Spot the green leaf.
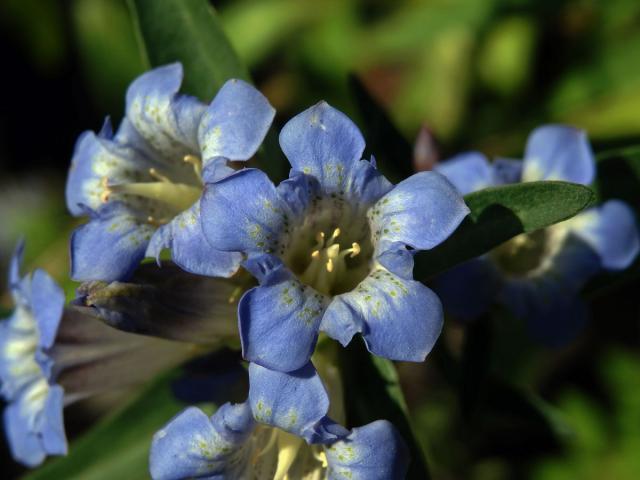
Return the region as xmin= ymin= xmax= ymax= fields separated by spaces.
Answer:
xmin=415 ymin=180 xmax=595 ymax=279
xmin=24 ymin=373 xmax=186 ymax=480
xmin=340 ymin=339 xmax=430 ymax=480
xmin=127 ymin=0 xmax=249 ymax=100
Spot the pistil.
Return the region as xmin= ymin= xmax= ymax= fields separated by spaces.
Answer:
xmin=100 ymin=164 xmax=202 ymax=219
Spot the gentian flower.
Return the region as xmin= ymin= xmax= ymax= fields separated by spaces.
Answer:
xmin=66 ymin=63 xmax=275 ymax=282
xmin=1 ymin=244 xmax=196 ymax=466
xmin=0 ymin=242 xmax=66 ymax=466
xmin=434 ymin=125 xmax=640 ymax=344
xmin=149 ymin=362 xmax=408 ymax=479
xmin=201 ymin=102 xmax=469 ymax=372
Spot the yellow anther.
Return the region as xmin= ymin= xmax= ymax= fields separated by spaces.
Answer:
xmin=100 ymin=176 xmax=112 ymax=203
xmin=183 ymin=154 xmax=203 ymax=177
xmin=326 ymin=258 xmax=334 ymax=272
xmin=311 ymin=250 xmax=320 ymax=259
xmin=350 ymin=242 xmax=361 ymax=257
xmin=149 ymin=168 xmax=171 ymax=183
xmin=331 ymin=227 xmax=341 ymax=239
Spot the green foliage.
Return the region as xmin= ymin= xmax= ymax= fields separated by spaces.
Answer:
xmin=128 ymin=0 xmax=249 ymax=101
xmin=24 ymin=373 xmax=188 ymax=480
xmin=415 ymin=181 xmax=595 ymax=279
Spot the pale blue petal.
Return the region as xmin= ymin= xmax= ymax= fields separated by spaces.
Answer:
xmin=435 ymin=152 xmax=494 ymax=195
xmin=66 ymin=119 xmax=156 ymax=216
xmin=326 ymin=420 xmax=409 ymax=480
xmin=149 ymin=403 xmax=254 ymax=480
xmin=248 ymin=363 xmax=336 ymax=443
xmin=201 ymin=168 xmax=289 ymax=256
xmin=522 ymin=125 xmax=595 ymax=184
xmin=4 ymin=400 xmax=45 ymax=467
xmin=38 ymin=385 xmax=67 ymax=456
xmin=125 ymin=63 xmax=205 ymax=155
xmin=570 ymin=200 xmax=640 ymax=270
xmin=239 ymin=266 xmax=326 ymax=372
xmin=70 ymin=203 xmax=155 ymax=282
xmin=370 ymin=171 xmax=469 ymax=251
xmin=147 ymin=201 xmax=242 ymax=277
xmin=198 ymin=79 xmax=275 ymax=166
xmin=30 ymin=269 xmax=64 ymax=349
xmin=322 ymin=269 xmax=443 ymax=361
xmin=493 ymin=157 xmax=523 ymax=185
xmin=279 ymin=102 xmax=366 ymax=195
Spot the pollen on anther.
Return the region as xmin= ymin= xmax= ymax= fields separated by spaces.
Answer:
xmin=350 ymin=242 xmax=361 ymax=257
xmin=326 ymin=258 xmax=334 ymax=272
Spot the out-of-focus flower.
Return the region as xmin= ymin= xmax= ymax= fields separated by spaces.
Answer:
xmin=200 ymin=102 xmax=469 ymax=372
xmin=1 ymin=243 xmax=195 ymax=466
xmin=66 ymin=63 xmax=275 ymax=282
xmin=149 ymin=362 xmax=408 ymax=480
xmin=0 ymin=242 xmax=66 ymax=466
xmin=434 ymin=125 xmax=640 ymax=344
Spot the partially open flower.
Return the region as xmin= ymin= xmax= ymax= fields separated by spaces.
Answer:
xmin=66 ymin=63 xmax=275 ymax=282
xmin=149 ymin=363 xmax=408 ymax=480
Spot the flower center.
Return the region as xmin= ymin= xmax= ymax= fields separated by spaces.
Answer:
xmin=100 ymin=154 xmax=203 ymax=225
xmin=490 ymin=225 xmax=567 ymax=277
xmin=298 ymin=228 xmax=362 ymax=295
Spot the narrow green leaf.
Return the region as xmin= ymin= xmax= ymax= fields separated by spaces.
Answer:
xmin=127 ymin=0 xmax=249 ymax=100
xmin=348 ymin=74 xmax=414 ymax=184
xmin=340 ymin=339 xmax=430 ymax=480
xmin=415 ymin=180 xmax=595 ymax=279
xmin=24 ymin=373 xmax=186 ymax=480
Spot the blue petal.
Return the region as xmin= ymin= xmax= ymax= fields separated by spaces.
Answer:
xmin=279 ymin=102 xmax=366 ymax=195
xmin=239 ymin=266 xmax=326 ymax=372
xmin=522 ymin=125 xmax=595 ymax=184
xmin=147 ymin=201 xmax=242 ymax=277
xmin=30 ymin=269 xmax=64 ymax=349
xmin=70 ymin=203 xmax=155 ymax=282
xmin=325 ymin=420 xmax=409 ymax=480
xmin=4 ymin=399 xmax=45 ymax=467
xmin=569 ymin=200 xmax=640 ymax=270
xmin=435 ymin=152 xmax=495 ymax=195
xmin=8 ymin=240 xmax=28 ymax=305
xmin=198 ymin=79 xmax=275 ymax=166
xmin=276 ymin=172 xmax=320 ymax=220
xmin=66 ymin=120 xmax=156 ymax=216
xmin=499 ymin=234 xmax=601 ymax=346
xmin=493 ymin=157 xmax=523 ymax=184
xmin=433 ymin=258 xmax=500 ymax=320
xmin=248 ymin=362 xmax=335 ymax=442
xmin=370 ymin=171 xmax=469 ymax=251
xmin=201 ymin=168 xmax=288 ymax=256
xmin=149 ymin=403 xmax=254 ymax=480
xmin=322 ymin=269 xmax=443 ymax=361
xmin=125 ymin=63 xmax=205 ymax=155
xmin=38 ymin=385 xmax=67 ymax=456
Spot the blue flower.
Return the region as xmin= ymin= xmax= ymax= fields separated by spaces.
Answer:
xmin=149 ymin=362 xmax=408 ymax=479
xmin=66 ymin=63 xmax=275 ymax=282
xmin=434 ymin=125 xmax=640 ymax=344
xmin=200 ymin=102 xmax=469 ymax=372
xmin=0 ymin=242 xmax=67 ymax=466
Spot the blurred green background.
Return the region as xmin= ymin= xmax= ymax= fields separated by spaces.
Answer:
xmin=1 ymin=0 xmax=640 ymax=478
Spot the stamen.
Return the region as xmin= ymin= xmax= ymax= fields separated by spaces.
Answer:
xmin=326 ymin=227 xmax=341 ymax=247
xmin=311 ymin=250 xmax=320 ymax=259
xmin=326 ymin=258 xmax=334 ymax=272
xmin=350 ymin=242 xmax=361 ymax=257
xmin=149 ymin=168 xmax=171 ymax=183
xmin=183 ymin=154 xmax=203 ymax=178
xmin=227 ymin=286 xmax=243 ymax=304
xmin=100 ymin=176 xmax=112 ymax=203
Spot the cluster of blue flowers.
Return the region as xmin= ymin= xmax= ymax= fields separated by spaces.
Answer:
xmin=1 ymin=63 xmax=638 ymax=478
